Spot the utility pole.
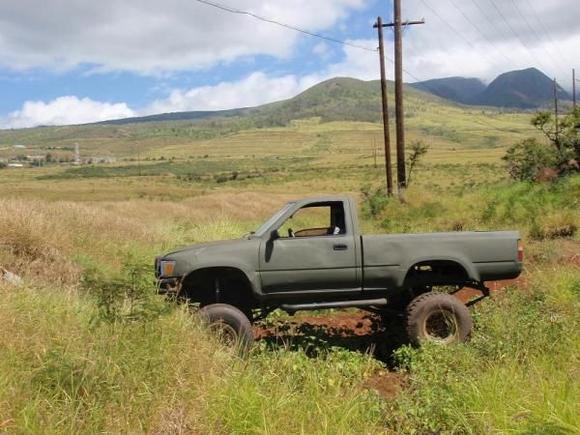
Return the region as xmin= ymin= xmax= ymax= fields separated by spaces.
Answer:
xmin=554 ymin=78 xmax=560 ymax=149
xmin=373 ymin=16 xmax=393 ymax=196
xmin=384 ymin=1 xmax=424 ymax=194
xmin=136 ymin=143 xmax=142 ymax=176
xmin=573 ymin=68 xmax=577 ymax=110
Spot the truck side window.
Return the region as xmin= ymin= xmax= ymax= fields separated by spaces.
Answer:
xmin=278 ymin=202 xmax=347 ymax=238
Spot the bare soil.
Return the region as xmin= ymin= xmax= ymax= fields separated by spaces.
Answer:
xmin=363 ymin=369 xmax=406 ymax=399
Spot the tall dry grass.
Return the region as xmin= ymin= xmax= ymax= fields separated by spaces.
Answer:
xmin=0 ymin=191 xmax=293 ymax=285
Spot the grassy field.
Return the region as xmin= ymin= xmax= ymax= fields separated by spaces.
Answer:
xmin=0 ymin=98 xmax=578 ymax=433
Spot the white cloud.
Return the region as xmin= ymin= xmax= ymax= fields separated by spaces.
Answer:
xmin=0 ymin=0 xmax=364 ymax=75
xmin=403 ymin=0 xmax=579 ymax=85
xmin=2 ymin=97 xmax=135 ymax=129
xmin=0 ymin=38 xmax=379 ymax=128
xmin=145 ymin=72 xmax=323 ymax=113
xmin=143 ymin=41 xmax=381 ymax=114
xmin=325 ymin=39 xmax=380 ymax=80
xmin=312 ymin=42 xmax=331 ymax=59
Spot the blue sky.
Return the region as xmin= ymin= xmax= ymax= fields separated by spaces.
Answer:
xmin=0 ymin=0 xmax=577 ymax=128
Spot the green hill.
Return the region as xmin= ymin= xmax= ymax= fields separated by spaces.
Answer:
xmin=0 ymin=77 xmax=536 ymax=161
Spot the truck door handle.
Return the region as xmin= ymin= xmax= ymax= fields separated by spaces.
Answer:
xmin=333 ymin=244 xmax=348 ymax=251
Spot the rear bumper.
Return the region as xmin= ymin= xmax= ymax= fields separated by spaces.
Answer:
xmin=477 ymin=260 xmax=523 ymax=282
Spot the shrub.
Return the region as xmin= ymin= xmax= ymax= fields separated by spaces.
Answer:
xmin=82 ymin=257 xmax=169 ymax=324
xmin=360 ymin=185 xmax=391 ymax=218
xmin=503 ymin=138 xmax=556 ymax=181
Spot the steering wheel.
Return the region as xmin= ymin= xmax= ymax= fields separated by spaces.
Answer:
xmin=287 ymin=228 xmax=295 ymax=238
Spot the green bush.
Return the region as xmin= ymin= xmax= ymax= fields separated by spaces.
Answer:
xmin=503 ymin=138 xmax=556 ymax=181
xmin=82 ymin=257 xmax=168 ymax=324
xmin=361 ymin=185 xmax=391 ymax=218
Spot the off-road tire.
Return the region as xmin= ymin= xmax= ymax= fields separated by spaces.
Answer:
xmin=406 ymin=292 xmax=473 ymax=346
xmin=199 ymin=303 xmax=254 ymax=354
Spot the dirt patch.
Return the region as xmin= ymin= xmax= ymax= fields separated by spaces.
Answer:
xmin=255 ymin=311 xmax=378 ymax=338
xmin=254 ymin=310 xmax=409 ymax=366
xmin=254 ymin=311 xmax=383 ymax=355
xmin=364 ymin=369 xmax=406 ymax=399
xmin=559 ymin=240 xmax=580 ymax=267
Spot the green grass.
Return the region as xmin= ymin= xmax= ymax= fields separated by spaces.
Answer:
xmin=387 ymin=265 xmax=579 ymax=433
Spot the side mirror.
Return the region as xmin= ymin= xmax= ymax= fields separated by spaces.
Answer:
xmin=270 ymin=229 xmax=280 ymax=240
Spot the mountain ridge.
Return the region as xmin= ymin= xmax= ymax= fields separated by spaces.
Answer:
xmin=411 ymin=67 xmax=571 ymax=109
xmin=22 ymin=67 xmax=572 ymax=129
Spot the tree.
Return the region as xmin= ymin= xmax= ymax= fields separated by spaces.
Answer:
xmin=531 ymin=108 xmax=579 ymax=164
xmin=502 ymin=138 xmax=556 ymax=181
xmin=504 ymin=108 xmax=579 ymax=181
xmin=406 ymin=140 xmax=429 ymax=187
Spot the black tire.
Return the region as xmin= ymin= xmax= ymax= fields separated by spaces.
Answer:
xmin=199 ymin=303 xmax=254 ymax=354
xmin=406 ymin=292 xmax=473 ymax=346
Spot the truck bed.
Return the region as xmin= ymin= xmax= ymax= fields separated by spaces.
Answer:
xmin=361 ymin=231 xmax=522 ymax=289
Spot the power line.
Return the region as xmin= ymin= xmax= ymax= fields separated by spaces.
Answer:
xmin=192 ymin=0 xmax=434 ymax=83
xmin=194 ymin=0 xmax=530 ymax=138
xmin=507 ymin=0 xmax=568 ymax=73
xmin=522 ymin=0 xmax=568 ymax=63
xmin=447 ymin=0 xmax=511 ymax=64
xmin=418 ymin=0 xmax=499 ymax=66
xmin=468 ymin=0 xmax=512 ymax=44
xmin=192 ymin=0 xmax=377 ymax=53
xmin=484 ymin=0 xmax=552 ymax=73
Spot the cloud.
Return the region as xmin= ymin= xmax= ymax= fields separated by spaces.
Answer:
xmin=145 ymin=72 xmax=321 ymax=113
xmin=325 ymin=39 xmax=381 ymax=80
xmin=2 ymin=97 xmax=135 ymax=129
xmin=403 ymin=0 xmax=579 ymax=84
xmin=0 ymin=36 xmax=378 ymax=128
xmin=0 ymin=0 xmax=364 ymax=75
xmin=143 ymin=40 xmax=382 ymax=114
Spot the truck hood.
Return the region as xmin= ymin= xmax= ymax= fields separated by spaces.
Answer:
xmin=159 ymin=236 xmax=261 ymax=278
xmin=163 ymin=238 xmax=251 ymax=258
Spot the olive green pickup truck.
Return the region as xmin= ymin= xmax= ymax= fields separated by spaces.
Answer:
xmin=156 ymin=196 xmax=523 ymax=349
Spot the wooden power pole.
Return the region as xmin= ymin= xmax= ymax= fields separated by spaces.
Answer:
xmin=384 ymin=1 xmax=424 ymax=193
xmin=373 ymin=16 xmax=393 ymax=196
xmin=573 ymin=68 xmax=577 ymax=110
xmin=554 ymin=78 xmax=560 ymax=148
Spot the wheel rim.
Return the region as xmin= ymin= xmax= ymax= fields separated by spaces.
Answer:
xmin=208 ymin=320 xmax=239 ymax=347
xmin=423 ymin=309 xmax=459 ymax=344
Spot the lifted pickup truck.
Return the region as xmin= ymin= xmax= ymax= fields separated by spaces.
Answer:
xmin=156 ymin=196 xmax=523 ymax=349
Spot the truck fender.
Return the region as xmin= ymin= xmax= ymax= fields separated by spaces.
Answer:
xmin=182 ymin=261 xmax=262 ymax=296
xmin=397 ymin=255 xmax=480 ymax=288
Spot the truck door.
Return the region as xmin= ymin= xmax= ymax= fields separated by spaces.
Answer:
xmin=259 ymin=201 xmax=359 ymax=293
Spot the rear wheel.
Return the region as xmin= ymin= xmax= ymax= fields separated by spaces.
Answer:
xmin=406 ymin=292 xmax=472 ymax=346
xmin=199 ymin=303 xmax=254 ymax=354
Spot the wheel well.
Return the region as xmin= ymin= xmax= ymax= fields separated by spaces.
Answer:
xmin=404 ymin=260 xmax=470 ymax=288
xmin=181 ymin=267 xmax=256 ymax=310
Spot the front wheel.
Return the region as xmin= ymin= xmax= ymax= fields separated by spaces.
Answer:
xmin=406 ymin=292 xmax=473 ymax=346
xmin=199 ymin=303 xmax=254 ymax=354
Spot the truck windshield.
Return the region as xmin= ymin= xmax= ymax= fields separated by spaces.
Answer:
xmin=253 ymin=203 xmax=294 ymax=237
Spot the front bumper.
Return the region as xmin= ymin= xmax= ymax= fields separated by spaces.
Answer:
xmin=156 ymin=277 xmax=181 ymax=294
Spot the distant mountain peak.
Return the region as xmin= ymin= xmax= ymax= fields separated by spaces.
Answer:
xmin=412 ymin=67 xmax=571 ymax=109
xmin=410 ymin=77 xmax=486 ymax=105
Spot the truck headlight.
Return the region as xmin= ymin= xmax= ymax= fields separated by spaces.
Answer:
xmin=160 ymin=260 xmax=176 ymax=277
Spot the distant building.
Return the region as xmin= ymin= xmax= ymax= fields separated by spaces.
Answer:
xmin=7 ymin=163 xmax=24 ymax=168
xmin=13 ymin=145 xmax=26 ymax=149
